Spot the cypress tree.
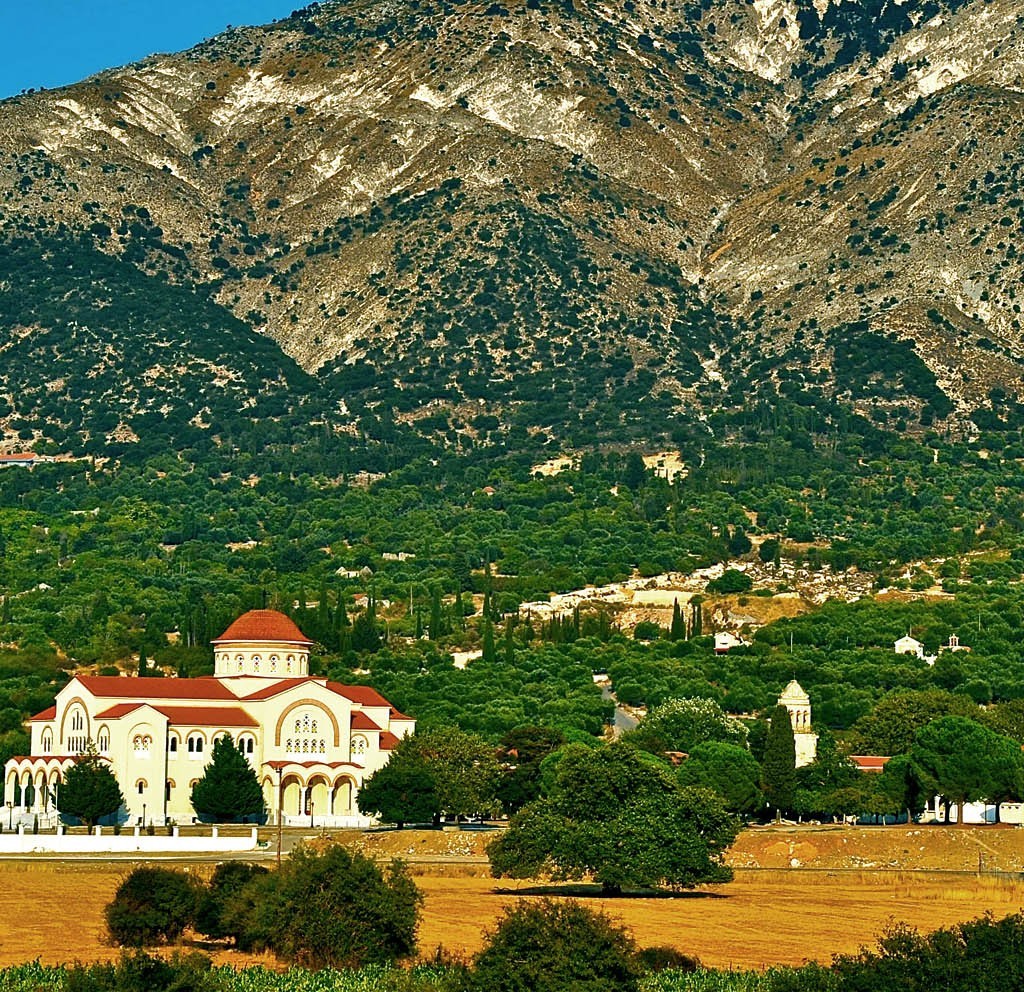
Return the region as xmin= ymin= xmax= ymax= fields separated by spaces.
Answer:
xmin=482 ymin=617 xmax=496 ymax=664
xmin=429 ymin=585 xmax=442 ymax=641
xmin=762 ymin=704 xmax=797 ymax=819
xmin=669 ymin=599 xmax=685 ymax=641
xmin=690 ymin=597 xmax=703 ymax=638
xmin=503 ymin=617 xmax=515 ymax=665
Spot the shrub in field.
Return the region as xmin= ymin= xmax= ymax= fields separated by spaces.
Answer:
xmin=472 ymin=898 xmax=642 ymax=992
xmin=105 ymin=867 xmax=201 ymax=946
xmin=226 ymin=843 xmax=422 ymax=968
xmin=194 ymin=861 xmax=268 ymax=941
xmin=635 ymin=946 xmax=701 ymax=974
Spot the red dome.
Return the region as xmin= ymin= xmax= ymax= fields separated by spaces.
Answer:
xmin=212 ymin=610 xmax=312 ymax=645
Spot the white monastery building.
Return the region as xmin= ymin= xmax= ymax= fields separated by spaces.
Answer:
xmin=4 ymin=610 xmax=414 ymax=826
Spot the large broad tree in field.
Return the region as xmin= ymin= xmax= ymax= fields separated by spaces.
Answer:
xmin=761 ymin=705 xmax=796 ymax=818
xmin=58 ymin=745 xmax=124 ymax=827
xmin=191 ymin=736 xmax=264 ymax=822
xmin=909 ymin=716 xmax=1024 ymax=823
xmin=358 ymin=725 xmax=500 ymax=824
xmin=488 ymin=743 xmax=740 ymax=895
xmin=624 ymin=697 xmax=748 ymax=756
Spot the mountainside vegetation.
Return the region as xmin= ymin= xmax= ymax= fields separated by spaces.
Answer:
xmin=1 ymin=0 xmax=1023 ymax=450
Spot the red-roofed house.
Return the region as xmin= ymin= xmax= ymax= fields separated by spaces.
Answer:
xmin=4 ymin=610 xmax=414 ymax=827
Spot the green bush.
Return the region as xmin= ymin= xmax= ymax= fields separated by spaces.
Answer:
xmin=472 ymin=898 xmax=642 ymax=992
xmin=105 ymin=867 xmax=201 ymax=946
xmin=225 ymin=843 xmax=422 ymax=968
xmin=194 ymin=861 xmax=268 ymax=941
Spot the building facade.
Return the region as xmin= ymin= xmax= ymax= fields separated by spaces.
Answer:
xmin=4 ymin=610 xmax=414 ymax=826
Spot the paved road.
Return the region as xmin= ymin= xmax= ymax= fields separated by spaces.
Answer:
xmin=601 ymin=684 xmax=639 ymax=737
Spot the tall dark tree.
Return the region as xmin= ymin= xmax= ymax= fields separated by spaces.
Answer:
xmin=482 ymin=617 xmax=496 ymax=663
xmin=191 ymin=736 xmax=264 ymax=822
xmin=622 ymin=450 xmax=647 ymax=491
xmin=669 ymin=599 xmax=685 ymax=641
xmin=761 ymin=705 xmax=797 ymax=818
xmin=58 ymin=745 xmax=124 ymax=827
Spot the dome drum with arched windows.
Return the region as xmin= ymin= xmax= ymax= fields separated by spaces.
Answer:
xmin=4 ymin=611 xmax=414 ymax=830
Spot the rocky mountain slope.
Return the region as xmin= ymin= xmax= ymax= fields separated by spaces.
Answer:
xmin=1 ymin=0 xmax=1023 ymax=451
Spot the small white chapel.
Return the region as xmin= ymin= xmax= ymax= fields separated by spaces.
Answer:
xmin=3 ymin=610 xmax=414 ymax=826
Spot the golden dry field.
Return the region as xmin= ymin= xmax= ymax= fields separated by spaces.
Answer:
xmin=0 ymin=826 xmax=1021 ymax=971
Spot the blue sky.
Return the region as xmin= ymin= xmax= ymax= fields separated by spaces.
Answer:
xmin=0 ymin=1 xmax=302 ymax=99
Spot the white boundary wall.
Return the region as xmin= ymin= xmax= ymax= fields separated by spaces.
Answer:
xmin=0 ymin=825 xmax=260 ymax=854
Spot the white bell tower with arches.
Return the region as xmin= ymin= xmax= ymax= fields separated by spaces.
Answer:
xmin=778 ymin=680 xmax=818 ymax=768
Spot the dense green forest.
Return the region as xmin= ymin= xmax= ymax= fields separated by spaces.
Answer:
xmin=1 ymin=410 xmax=1024 ymax=775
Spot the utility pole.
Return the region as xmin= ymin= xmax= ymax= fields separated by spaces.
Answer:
xmin=276 ymin=766 xmax=283 ymax=868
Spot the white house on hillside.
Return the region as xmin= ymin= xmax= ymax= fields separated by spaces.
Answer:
xmin=894 ymin=634 xmax=924 ymax=658
xmin=4 ymin=610 xmax=414 ymax=827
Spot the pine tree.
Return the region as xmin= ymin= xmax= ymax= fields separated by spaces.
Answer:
xmin=191 ymin=736 xmax=264 ymax=822
xmin=58 ymin=744 xmax=125 ymax=828
xmin=762 ymin=705 xmax=797 ymax=819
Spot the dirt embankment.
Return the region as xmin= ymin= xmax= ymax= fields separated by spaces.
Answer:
xmin=341 ymin=823 xmax=1024 ymax=873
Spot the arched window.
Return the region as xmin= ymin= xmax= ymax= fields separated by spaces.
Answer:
xmin=136 ymin=780 xmax=147 ymax=795
xmin=41 ymin=734 xmax=52 ymax=754
xmin=270 ymin=655 xmax=278 ymax=672
xmin=168 ymin=734 xmax=178 ymax=754
xmin=187 ymin=734 xmax=204 ymax=757
xmin=351 ymin=735 xmax=367 ymax=756
xmin=165 ymin=780 xmax=173 ymax=802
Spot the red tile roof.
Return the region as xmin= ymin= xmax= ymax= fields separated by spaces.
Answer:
xmin=95 ymin=703 xmax=145 ymax=719
xmin=76 ymin=676 xmax=237 ymax=700
xmin=390 ymin=710 xmax=414 ymax=722
xmin=213 ymin=610 xmax=312 ymax=645
xmin=380 ymin=732 xmax=400 ymax=751
xmin=93 ymin=703 xmax=258 ymax=727
xmin=153 ymin=706 xmax=259 ymax=728
xmin=265 ymin=759 xmax=364 ymax=770
xmin=0 ymin=453 xmax=35 ymax=462
xmin=328 ymin=683 xmax=393 ymax=707
xmin=350 ymin=711 xmax=382 ymax=732
xmin=242 ymin=677 xmax=312 ymax=701
xmin=850 ymin=755 xmax=891 ymax=773
xmin=28 ymin=706 xmax=56 ymax=722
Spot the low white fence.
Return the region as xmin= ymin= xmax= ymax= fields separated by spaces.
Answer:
xmin=0 ymin=824 xmax=260 ymax=854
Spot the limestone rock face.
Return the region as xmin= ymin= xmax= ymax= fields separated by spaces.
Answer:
xmin=1 ymin=0 xmax=1023 ymax=435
